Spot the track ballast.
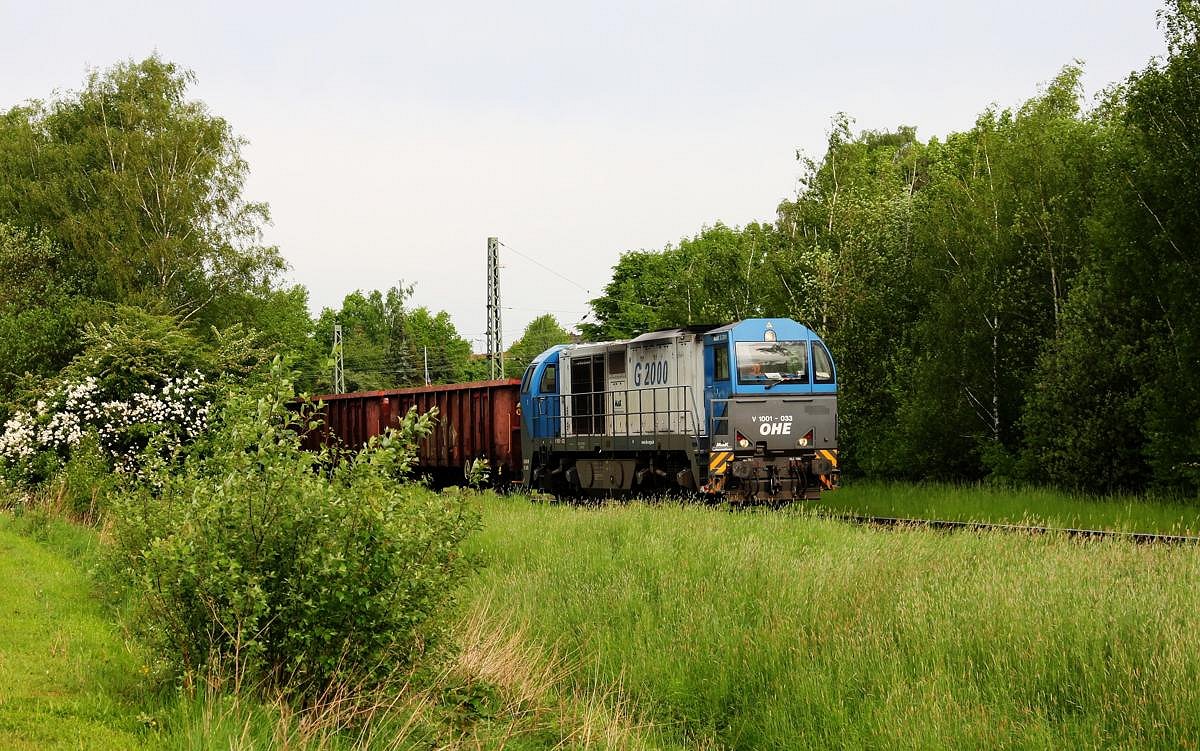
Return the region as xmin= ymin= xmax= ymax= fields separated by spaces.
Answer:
xmin=816 ymin=511 xmax=1200 ymax=545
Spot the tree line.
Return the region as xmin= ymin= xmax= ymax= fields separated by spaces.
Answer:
xmin=583 ymin=2 xmax=1199 ymax=496
xmin=0 ymin=56 xmax=570 ymax=402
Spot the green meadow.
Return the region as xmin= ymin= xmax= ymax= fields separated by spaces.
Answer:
xmin=810 ymin=481 xmax=1200 ymax=535
xmin=5 ymin=488 xmax=1200 ymax=749
xmin=463 ymin=495 xmax=1200 ymax=749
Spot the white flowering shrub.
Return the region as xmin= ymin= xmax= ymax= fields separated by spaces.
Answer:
xmin=0 ymin=412 xmax=36 ymax=462
xmin=0 ymin=371 xmax=212 ymax=482
xmin=0 ymin=306 xmax=262 ymax=490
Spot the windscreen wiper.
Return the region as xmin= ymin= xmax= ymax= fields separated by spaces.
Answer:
xmin=764 ymin=377 xmax=807 ymax=390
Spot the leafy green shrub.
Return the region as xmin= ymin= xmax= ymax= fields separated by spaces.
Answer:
xmin=55 ymin=432 xmax=116 ymax=520
xmin=0 ymin=306 xmax=267 ymax=485
xmin=109 ymin=362 xmax=477 ymax=696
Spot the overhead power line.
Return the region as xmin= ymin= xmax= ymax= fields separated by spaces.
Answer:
xmin=503 ymin=305 xmax=589 ymax=315
xmin=498 ymin=240 xmax=591 ymax=295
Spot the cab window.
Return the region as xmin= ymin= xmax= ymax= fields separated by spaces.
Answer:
xmin=735 ymin=341 xmax=808 ymax=384
xmin=714 ymin=345 xmax=730 ymax=381
xmin=521 ymin=366 xmax=535 ymax=393
xmin=539 ymin=363 xmax=557 ymax=392
xmin=813 ymin=342 xmax=835 ymax=384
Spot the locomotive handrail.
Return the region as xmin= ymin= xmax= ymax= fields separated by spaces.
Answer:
xmin=710 ymin=397 xmax=731 ymax=437
xmin=530 ymin=385 xmax=704 ymax=439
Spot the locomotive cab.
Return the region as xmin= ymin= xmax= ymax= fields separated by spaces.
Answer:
xmin=519 ymin=345 xmax=566 ymax=485
xmin=703 ymin=319 xmax=839 ymax=501
xmin=520 ymin=346 xmax=564 ymax=440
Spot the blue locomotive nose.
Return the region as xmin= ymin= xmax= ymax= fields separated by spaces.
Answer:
xmin=699 ymin=318 xmax=839 ymax=500
xmin=519 ymin=346 xmax=564 ymax=441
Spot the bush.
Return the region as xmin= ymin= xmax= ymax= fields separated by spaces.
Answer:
xmin=54 ymin=432 xmax=115 ymax=520
xmin=108 ymin=362 xmax=477 ymax=696
xmin=0 ymin=306 xmax=265 ymax=485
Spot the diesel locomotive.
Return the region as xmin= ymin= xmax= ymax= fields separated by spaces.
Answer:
xmin=519 ymin=317 xmax=838 ymax=502
xmin=304 ymin=317 xmax=838 ymax=502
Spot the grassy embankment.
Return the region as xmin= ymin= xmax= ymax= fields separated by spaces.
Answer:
xmin=810 ymin=481 xmax=1200 ymax=535
xmin=0 ymin=512 xmax=150 ymax=750
xmin=0 ymin=502 xmax=683 ymax=750
xmin=0 ymin=509 xmax=426 ymax=751
xmin=6 ymin=485 xmax=1200 ymax=749
xmin=0 ymin=509 xmax=373 ymax=751
xmin=464 ymin=494 xmax=1200 ymax=749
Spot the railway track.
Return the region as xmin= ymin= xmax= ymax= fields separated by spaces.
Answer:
xmin=528 ymin=492 xmax=1200 ymax=545
xmin=816 ymin=511 xmax=1200 ymax=546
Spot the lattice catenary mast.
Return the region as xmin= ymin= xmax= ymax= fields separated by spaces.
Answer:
xmin=332 ymin=323 xmax=345 ymax=393
xmin=486 ymin=236 xmax=504 ymax=379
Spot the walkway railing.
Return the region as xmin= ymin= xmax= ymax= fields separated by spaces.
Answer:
xmin=531 ymin=385 xmax=704 ymax=438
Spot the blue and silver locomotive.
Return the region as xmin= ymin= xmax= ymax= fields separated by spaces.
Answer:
xmin=518 ymin=318 xmax=838 ymax=502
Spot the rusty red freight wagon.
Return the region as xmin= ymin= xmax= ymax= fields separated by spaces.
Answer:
xmin=300 ymin=379 xmax=523 ymax=484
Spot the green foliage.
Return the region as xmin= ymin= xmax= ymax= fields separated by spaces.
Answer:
xmin=581 ymin=223 xmax=789 ymax=342
xmin=305 ymin=283 xmax=477 ymax=392
xmin=404 ymin=306 xmax=475 ymax=384
xmin=1016 ymin=5 xmax=1200 ymax=494
xmin=0 ymin=55 xmax=283 ymax=320
xmin=108 ymin=363 xmax=479 ymax=696
xmin=0 ymin=56 xmax=295 ymax=399
xmin=61 ymin=305 xmax=265 ymax=394
xmin=894 ymin=67 xmax=1100 ymax=481
xmin=581 ymin=250 xmax=674 ymax=340
xmin=778 ymin=119 xmax=926 ymax=477
xmin=0 ymin=307 xmax=269 ymax=486
xmin=55 ymin=432 xmax=117 ymax=520
xmin=505 ymin=314 xmax=571 ymax=376
xmin=0 ymin=223 xmax=104 ymax=396
xmin=203 ymin=284 xmax=317 ymax=366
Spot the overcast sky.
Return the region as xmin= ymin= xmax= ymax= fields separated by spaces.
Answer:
xmin=1 ymin=0 xmax=1169 ymax=350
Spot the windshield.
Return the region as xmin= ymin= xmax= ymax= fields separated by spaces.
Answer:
xmin=735 ymin=341 xmax=808 ymax=385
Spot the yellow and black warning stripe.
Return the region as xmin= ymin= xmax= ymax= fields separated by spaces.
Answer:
xmin=702 ymin=450 xmax=733 ymax=493
xmin=708 ymin=450 xmax=733 ymax=475
xmin=817 ymin=449 xmax=839 ymax=489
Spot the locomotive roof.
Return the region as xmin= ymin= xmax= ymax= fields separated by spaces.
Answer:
xmin=562 ymin=320 xmax=820 ymax=353
xmin=628 ymin=324 xmax=723 ymax=345
xmin=704 ymin=318 xmax=816 ymax=337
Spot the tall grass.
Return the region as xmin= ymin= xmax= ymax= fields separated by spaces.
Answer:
xmin=10 ymin=483 xmax=1200 ymax=749
xmin=812 ymin=481 xmax=1200 ymax=534
xmin=465 ymin=495 xmax=1200 ymax=749
xmin=1 ymin=499 xmax=668 ymax=750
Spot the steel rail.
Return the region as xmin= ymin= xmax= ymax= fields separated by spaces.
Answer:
xmin=816 ymin=512 xmax=1200 ymax=546
xmin=530 ymin=494 xmax=1200 ymax=545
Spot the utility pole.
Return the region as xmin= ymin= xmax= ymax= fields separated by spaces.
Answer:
xmin=423 ymin=345 xmax=431 ymax=386
xmin=486 ymin=236 xmax=504 ymax=379
xmin=332 ymin=323 xmax=345 ymax=394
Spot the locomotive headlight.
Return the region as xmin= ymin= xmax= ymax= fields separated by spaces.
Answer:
xmin=797 ymin=436 xmax=809 ymax=447
xmin=738 ymin=436 xmax=750 ymax=448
